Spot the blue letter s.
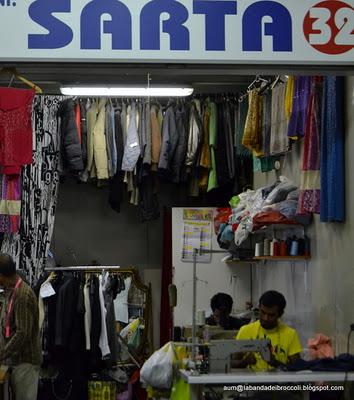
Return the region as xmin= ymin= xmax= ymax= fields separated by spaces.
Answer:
xmin=28 ymin=0 xmax=73 ymax=49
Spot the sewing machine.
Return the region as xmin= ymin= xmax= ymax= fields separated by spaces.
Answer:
xmin=207 ymin=339 xmax=271 ymax=373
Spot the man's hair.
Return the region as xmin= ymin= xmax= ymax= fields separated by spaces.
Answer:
xmin=210 ymin=293 xmax=233 ymax=313
xmin=259 ymin=290 xmax=286 ymax=316
xmin=0 ymin=253 xmax=16 ymax=277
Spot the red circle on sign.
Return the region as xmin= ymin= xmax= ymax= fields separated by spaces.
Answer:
xmin=303 ymin=0 xmax=354 ymax=55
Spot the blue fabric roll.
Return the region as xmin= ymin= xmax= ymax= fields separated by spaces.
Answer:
xmin=320 ymin=76 xmax=345 ymax=222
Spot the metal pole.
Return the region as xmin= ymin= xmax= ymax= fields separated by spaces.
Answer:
xmin=192 ymin=248 xmax=198 ymax=363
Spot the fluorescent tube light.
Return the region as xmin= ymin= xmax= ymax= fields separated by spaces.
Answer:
xmin=60 ymin=86 xmax=194 ymax=97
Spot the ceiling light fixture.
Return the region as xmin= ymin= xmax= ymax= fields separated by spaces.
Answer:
xmin=60 ymin=86 xmax=194 ymax=97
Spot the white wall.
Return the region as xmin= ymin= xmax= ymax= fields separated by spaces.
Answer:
xmin=172 ymin=208 xmax=252 ymax=327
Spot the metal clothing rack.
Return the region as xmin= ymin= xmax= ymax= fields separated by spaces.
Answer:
xmin=44 ymin=266 xmax=121 ymax=272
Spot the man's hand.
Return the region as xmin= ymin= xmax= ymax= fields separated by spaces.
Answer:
xmin=232 ymin=352 xmax=257 ymax=368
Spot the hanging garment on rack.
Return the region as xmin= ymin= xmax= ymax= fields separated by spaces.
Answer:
xmin=285 ymin=76 xmax=295 ymax=120
xmin=1 ymin=96 xmax=62 ymax=284
xmin=84 ymin=279 xmax=92 ymax=351
xmin=98 ymin=275 xmax=110 ymax=358
xmin=242 ymin=89 xmax=263 ymax=156
xmin=150 ymin=104 xmax=162 ymax=171
xmin=224 ymin=101 xmax=235 ymax=179
xmin=170 ymin=103 xmax=188 ymax=183
xmin=215 ymin=101 xmax=232 ymax=187
xmin=114 ymin=276 xmax=132 ymax=324
xmin=86 ymin=100 xmax=98 ymax=177
xmin=298 ymin=76 xmax=322 ymax=215
xmin=93 ymin=98 xmax=109 ymax=180
xmin=121 ymin=103 xmax=141 ymax=172
xmin=57 ymin=99 xmax=84 ymax=175
xmin=0 ymin=174 xmax=21 ymax=233
xmin=270 ymin=83 xmax=288 ymax=155
xmin=158 ymin=103 xmax=178 ymax=177
xmin=79 ymin=99 xmax=88 ymax=169
xmin=0 ymin=87 xmax=35 ymax=175
xmin=142 ymin=101 xmax=152 ymax=167
xmin=198 ymin=101 xmax=211 ymax=191
xmin=185 ymin=99 xmax=202 ymax=168
xmin=262 ymin=91 xmax=272 ymax=157
xmin=287 ymin=76 xmax=312 ymax=139
xmin=320 ymin=76 xmax=345 ymax=222
xmin=207 ymin=101 xmax=218 ymax=192
xmin=105 ymin=102 xmax=115 ymax=178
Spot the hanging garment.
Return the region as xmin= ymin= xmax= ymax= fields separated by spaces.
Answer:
xmin=114 ymin=277 xmax=132 ymax=324
xmin=158 ymin=103 xmax=178 ymax=176
xmin=121 ymin=103 xmax=141 ymax=172
xmin=298 ymin=76 xmax=322 ymax=215
xmin=285 ymin=76 xmax=295 ymax=120
xmin=142 ymin=101 xmax=152 ymax=167
xmin=185 ymin=100 xmax=202 ymax=167
xmin=1 ymin=96 xmax=62 ymax=284
xmin=79 ymin=99 xmax=88 ymax=169
xmin=0 ymin=174 xmax=21 ymax=233
xmin=287 ymin=76 xmax=312 ymax=139
xmin=262 ymin=91 xmax=272 ymax=157
xmin=198 ymin=102 xmax=211 ymax=191
xmin=270 ymin=83 xmax=289 ymax=155
xmin=150 ymin=104 xmax=162 ymax=171
xmin=170 ymin=105 xmax=187 ymax=183
xmin=84 ymin=280 xmax=91 ymax=351
xmin=98 ymin=275 xmax=110 ymax=358
xmin=103 ymin=275 xmax=119 ymax=364
xmin=242 ymin=89 xmax=263 ymax=156
xmin=86 ymin=100 xmax=97 ymax=177
xmin=93 ymin=98 xmax=109 ymax=179
xmin=215 ymin=102 xmax=231 ymax=187
xmin=207 ymin=101 xmax=218 ymax=192
xmin=320 ymin=76 xmax=345 ymax=222
xmin=57 ymin=99 xmax=84 ymax=175
xmin=110 ymin=105 xmax=117 ymax=175
xmin=224 ymin=101 xmax=235 ymax=179
xmin=105 ymin=102 xmax=115 ymax=178
xmin=109 ymin=109 xmax=125 ymax=213
xmin=0 ymin=87 xmax=35 ymax=175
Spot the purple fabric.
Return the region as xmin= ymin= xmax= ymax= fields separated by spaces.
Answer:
xmin=0 ymin=174 xmax=21 ymax=232
xmin=287 ymin=76 xmax=312 ymax=138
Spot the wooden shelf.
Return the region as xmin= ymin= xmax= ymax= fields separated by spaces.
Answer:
xmin=253 ymin=256 xmax=310 ymax=261
xmin=226 ymin=256 xmax=310 ymax=263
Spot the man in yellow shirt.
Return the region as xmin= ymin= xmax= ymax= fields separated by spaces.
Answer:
xmin=233 ymin=290 xmax=302 ymax=371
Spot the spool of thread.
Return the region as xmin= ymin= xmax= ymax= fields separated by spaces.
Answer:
xmin=290 ymin=239 xmax=299 ymax=256
xmin=196 ymin=310 xmax=206 ymax=326
xmin=279 ymin=240 xmax=287 ymax=256
xmin=272 ymin=239 xmax=280 ymax=256
xmin=255 ymin=242 xmax=263 ymax=257
xmin=263 ymin=239 xmax=271 ymax=256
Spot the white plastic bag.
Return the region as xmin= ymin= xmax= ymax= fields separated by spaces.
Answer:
xmin=140 ymin=342 xmax=175 ymax=389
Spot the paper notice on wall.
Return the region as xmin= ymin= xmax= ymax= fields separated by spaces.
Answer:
xmin=181 ymin=209 xmax=213 ymax=263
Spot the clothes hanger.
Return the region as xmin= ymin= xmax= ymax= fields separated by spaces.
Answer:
xmin=0 ymin=67 xmax=43 ymax=94
xmin=247 ymin=75 xmax=269 ymax=92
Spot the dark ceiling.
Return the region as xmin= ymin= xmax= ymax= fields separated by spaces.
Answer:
xmin=0 ymin=62 xmax=353 ymax=94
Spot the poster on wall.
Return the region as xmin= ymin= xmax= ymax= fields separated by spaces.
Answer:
xmin=181 ymin=209 xmax=213 ymax=263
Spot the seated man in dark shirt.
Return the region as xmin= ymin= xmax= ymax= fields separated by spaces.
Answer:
xmin=205 ymin=292 xmax=250 ymax=330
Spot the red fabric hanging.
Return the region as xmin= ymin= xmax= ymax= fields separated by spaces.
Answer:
xmin=0 ymin=87 xmax=35 ymax=175
xmin=159 ymin=207 xmax=173 ymax=347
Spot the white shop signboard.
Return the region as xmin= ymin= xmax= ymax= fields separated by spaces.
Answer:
xmin=0 ymin=0 xmax=353 ymax=64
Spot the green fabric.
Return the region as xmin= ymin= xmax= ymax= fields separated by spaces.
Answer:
xmin=229 ymin=195 xmax=240 ymax=208
xmin=170 ymin=377 xmax=191 ymax=400
xmin=253 ymin=156 xmax=262 ymax=172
